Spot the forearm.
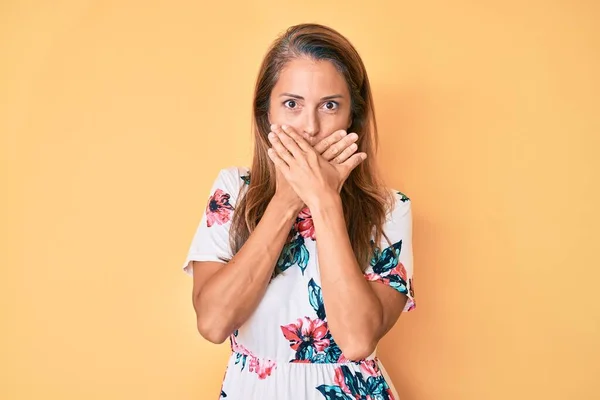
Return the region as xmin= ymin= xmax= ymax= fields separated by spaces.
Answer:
xmin=195 ymin=197 xmax=298 ymax=341
xmin=310 ymin=194 xmax=383 ymax=359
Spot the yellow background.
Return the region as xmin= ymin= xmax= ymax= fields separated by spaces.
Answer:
xmin=1 ymin=1 xmax=599 ymax=399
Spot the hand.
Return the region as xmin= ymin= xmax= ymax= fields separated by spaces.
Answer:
xmin=269 ymin=124 xmax=361 ymax=213
xmin=267 ymin=125 xmax=367 ymax=209
xmin=271 ymin=163 xmax=305 ymax=215
xmin=312 ymin=129 xmax=361 ymax=168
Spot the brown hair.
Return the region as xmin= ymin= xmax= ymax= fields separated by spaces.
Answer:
xmin=230 ymin=23 xmax=394 ymax=275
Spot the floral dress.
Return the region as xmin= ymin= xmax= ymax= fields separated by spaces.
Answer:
xmin=182 ymin=166 xmax=416 ymax=400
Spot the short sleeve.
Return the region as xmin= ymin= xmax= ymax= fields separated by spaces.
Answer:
xmin=364 ymin=190 xmax=416 ymax=312
xmin=181 ymin=166 xmax=250 ymax=276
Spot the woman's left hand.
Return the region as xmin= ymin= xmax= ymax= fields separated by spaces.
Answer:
xmin=267 ymin=124 xmax=367 ymax=209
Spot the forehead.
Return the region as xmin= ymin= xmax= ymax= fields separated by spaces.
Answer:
xmin=274 ymin=57 xmax=349 ymax=96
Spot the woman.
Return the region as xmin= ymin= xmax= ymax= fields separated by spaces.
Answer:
xmin=182 ymin=23 xmax=415 ymax=399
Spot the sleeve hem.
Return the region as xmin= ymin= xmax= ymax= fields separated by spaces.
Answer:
xmin=182 ymin=254 xmax=228 ymax=276
xmin=364 ymin=275 xmax=416 ymax=313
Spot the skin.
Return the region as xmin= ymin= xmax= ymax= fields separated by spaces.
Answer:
xmin=191 ymin=58 xmax=361 ymax=345
xmin=267 ymin=58 xmax=407 ymax=360
xmin=266 ymin=57 xmax=362 ymax=212
xmin=192 ymin=57 xmax=407 ymax=361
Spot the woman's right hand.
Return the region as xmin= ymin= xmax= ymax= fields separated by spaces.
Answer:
xmin=269 ymin=124 xmax=360 ymax=213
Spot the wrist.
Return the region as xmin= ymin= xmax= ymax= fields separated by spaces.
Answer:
xmin=269 ymin=194 xmax=303 ymax=221
xmin=306 ymin=190 xmax=342 ymax=214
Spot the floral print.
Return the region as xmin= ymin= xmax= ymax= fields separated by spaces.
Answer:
xmin=219 ymin=366 xmax=228 ymax=398
xmin=281 ymin=279 xmax=347 ymax=364
xmin=281 ymin=317 xmax=330 ymax=353
xmin=230 ymin=329 xmax=276 ymax=380
xmin=397 ymin=191 xmax=410 ymax=203
xmin=240 ymin=174 xmax=251 ymax=185
xmin=275 ymin=207 xmax=317 ymax=274
xmin=317 ymin=361 xmax=396 ymax=400
xmin=296 ymin=207 xmax=316 ymax=240
xmin=249 ymin=356 xmax=277 ymax=379
xmin=277 ymin=234 xmax=310 ymax=274
xmin=206 ymin=189 xmax=234 ymax=227
xmin=365 ymin=239 xmax=416 ymax=311
xmin=182 ymin=167 xmax=415 ymax=399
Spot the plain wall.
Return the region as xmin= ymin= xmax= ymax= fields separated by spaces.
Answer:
xmin=1 ymin=0 xmax=599 ymax=399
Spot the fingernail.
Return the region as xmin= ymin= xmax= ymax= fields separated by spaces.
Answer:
xmin=268 ymin=132 xmax=275 ymax=139
xmin=281 ymin=125 xmax=289 ymax=131
xmin=270 ymin=124 xmax=277 ymax=130
xmin=340 ymin=130 xmax=347 ymax=137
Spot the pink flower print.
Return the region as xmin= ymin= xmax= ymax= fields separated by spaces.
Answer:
xmin=249 ymin=357 xmax=276 ymax=380
xmin=229 ymin=331 xmax=276 ymax=379
xmin=295 ymin=207 xmax=316 ymax=240
xmin=337 ymin=354 xmax=350 ymax=363
xmin=334 ymin=367 xmax=352 ymax=395
xmin=230 ymin=334 xmax=252 ymax=356
xmin=322 ymin=363 xmax=395 ymax=400
xmin=359 ymin=360 xmax=380 ymax=377
xmin=206 ymin=189 xmax=234 ymax=227
xmin=280 ymin=317 xmax=330 ymax=352
xmin=364 ymin=272 xmax=379 ymax=282
xmin=391 ymin=261 xmax=408 ymax=282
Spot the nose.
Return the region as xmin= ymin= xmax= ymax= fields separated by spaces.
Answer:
xmin=303 ymin=110 xmax=320 ymax=138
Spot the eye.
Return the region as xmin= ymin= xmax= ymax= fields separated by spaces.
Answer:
xmin=284 ymin=100 xmax=297 ymax=109
xmin=323 ymin=101 xmax=339 ymax=111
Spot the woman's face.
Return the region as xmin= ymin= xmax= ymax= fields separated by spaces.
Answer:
xmin=268 ymin=57 xmax=352 ymax=145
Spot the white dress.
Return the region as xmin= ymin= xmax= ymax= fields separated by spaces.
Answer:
xmin=182 ymin=166 xmax=416 ymax=400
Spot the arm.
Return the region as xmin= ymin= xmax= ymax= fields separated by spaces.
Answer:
xmin=188 ymin=131 xmax=361 ymax=344
xmin=311 ymin=194 xmax=407 ymax=361
xmin=265 ymin=125 xmax=412 ymax=361
xmin=192 ymin=197 xmax=299 ymax=344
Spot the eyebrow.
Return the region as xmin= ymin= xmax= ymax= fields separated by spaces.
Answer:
xmin=279 ymin=93 xmax=344 ymax=101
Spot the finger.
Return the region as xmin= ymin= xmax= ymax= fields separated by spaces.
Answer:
xmin=270 ymin=124 xmax=284 ymax=136
xmin=271 ymin=124 xmax=304 ymax=158
xmin=313 ymin=129 xmax=347 ymax=155
xmin=281 ymin=125 xmax=313 ymax=153
xmin=332 ymin=143 xmax=358 ymax=164
xmin=322 ymin=132 xmax=359 ymax=162
xmin=268 ymin=132 xmax=295 ymax=165
xmin=267 ymin=147 xmax=290 ymax=172
xmin=276 ymin=129 xmax=305 ymax=158
xmin=339 ymin=152 xmax=367 ymax=175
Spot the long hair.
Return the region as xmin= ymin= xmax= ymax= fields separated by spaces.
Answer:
xmin=229 ymin=23 xmax=394 ymax=275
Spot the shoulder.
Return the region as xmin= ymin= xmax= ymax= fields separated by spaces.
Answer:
xmin=210 ymin=166 xmax=251 ymax=206
xmin=375 ymin=188 xmax=412 ymax=250
xmin=213 ymin=166 xmax=251 ymax=187
xmin=384 ymin=188 xmax=412 ymax=222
